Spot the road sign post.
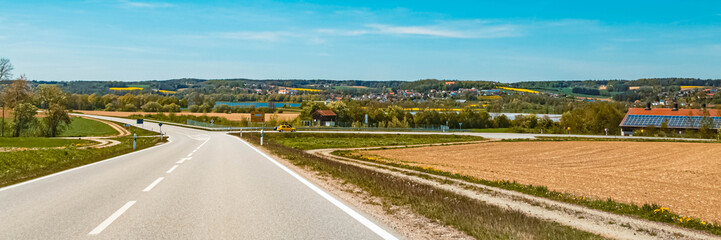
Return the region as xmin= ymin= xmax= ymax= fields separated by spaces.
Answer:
xmin=133 ymin=133 xmax=137 ymax=150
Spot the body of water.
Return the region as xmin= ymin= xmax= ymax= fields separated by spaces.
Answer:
xmin=215 ymin=102 xmax=302 ymax=108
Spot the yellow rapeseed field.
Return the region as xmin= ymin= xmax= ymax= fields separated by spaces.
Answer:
xmin=498 ymin=86 xmax=539 ymax=93
xmin=109 ymin=87 xmax=143 ymax=91
xmin=290 ymin=88 xmax=323 ymax=92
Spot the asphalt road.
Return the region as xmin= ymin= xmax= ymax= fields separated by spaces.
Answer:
xmin=0 ymin=115 xmax=399 ymax=239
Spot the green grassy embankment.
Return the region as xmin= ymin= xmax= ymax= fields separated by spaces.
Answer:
xmin=239 ymin=132 xmax=603 ymax=239
xmin=60 ymin=117 xmax=118 ymax=137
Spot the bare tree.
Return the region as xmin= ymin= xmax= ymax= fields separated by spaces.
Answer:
xmin=0 ymin=58 xmax=12 ymax=81
xmin=0 ymin=58 xmax=13 ymax=137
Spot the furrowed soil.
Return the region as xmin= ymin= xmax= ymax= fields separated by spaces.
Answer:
xmin=76 ymin=110 xmax=299 ymax=121
xmin=362 ymin=141 xmax=721 ymax=224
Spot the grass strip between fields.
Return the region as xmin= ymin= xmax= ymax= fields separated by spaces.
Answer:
xmin=0 ymin=138 xmax=93 ymax=148
xmin=333 ymin=150 xmax=721 ymax=236
xmin=265 ymin=132 xmax=484 ymax=150
xmin=238 ymin=132 xmax=604 ymax=239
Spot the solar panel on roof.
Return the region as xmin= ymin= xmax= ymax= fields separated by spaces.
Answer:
xmin=621 ymin=115 xmax=721 ymax=129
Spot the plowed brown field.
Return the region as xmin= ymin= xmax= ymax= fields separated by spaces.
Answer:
xmin=362 ymin=141 xmax=721 ymax=223
xmin=76 ymin=110 xmax=299 ymax=121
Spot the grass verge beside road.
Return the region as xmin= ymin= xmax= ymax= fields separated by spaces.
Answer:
xmin=0 ymin=135 xmax=164 ymax=188
xmin=238 ymin=132 xmax=603 ymax=239
xmin=261 ymin=132 xmax=484 ymax=150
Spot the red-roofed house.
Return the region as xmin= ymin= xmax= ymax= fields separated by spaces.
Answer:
xmin=312 ymin=110 xmax=337 ymax=127
xmin=619 ymin=107 xmax=721 ymax=135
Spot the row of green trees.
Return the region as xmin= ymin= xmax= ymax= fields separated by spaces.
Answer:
xmin=0 ymin=78 xmax=71 ymax=137
xmin=293 ymin=100 xmax=627 ymax=134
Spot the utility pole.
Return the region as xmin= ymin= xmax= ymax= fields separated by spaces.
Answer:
xmin=0 ymin=97 xmax=4 ymax=137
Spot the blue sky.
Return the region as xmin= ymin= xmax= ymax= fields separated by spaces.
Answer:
xmin=1 ymin=0 xmax=720 ymax=82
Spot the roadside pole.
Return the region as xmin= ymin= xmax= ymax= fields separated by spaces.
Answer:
xmin=159 ymin=123 xmax=163 ymax=141
xmin=240 ymin=129 xmax=243 ymax=137
xmin=260 ymin=128 xmax=264 ymax=146
xmin=133 ymin=133 xmax=137 ymax=150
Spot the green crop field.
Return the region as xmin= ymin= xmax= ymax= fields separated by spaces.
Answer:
xmin=263 ymin=133 xmax=483 ymax=150
xmin=60 ymin=117 xmax=118 ymax=137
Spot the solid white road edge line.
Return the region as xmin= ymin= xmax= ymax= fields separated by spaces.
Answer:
xmin=0 ymin=137 xmax=172 ymax=193
xmin=235 ymin=138 xmax=399 ymax=240
xmin=88 ymin=201 xmax=136 ymax=235
xmin=143 ymin=177 xmax=164 ymax=192
xmin=166 ymin=165 xmax=179 ymax=173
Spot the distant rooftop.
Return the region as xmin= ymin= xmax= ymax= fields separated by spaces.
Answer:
xmin=625 ymin=108 xmax=720 ymax=117
xmin=620 ymin=108 xmax=721 ymax=129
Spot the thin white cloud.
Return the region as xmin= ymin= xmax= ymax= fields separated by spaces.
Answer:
xmin=321 ymin=22 xmax=520 ymax=39
xmin=119 ymin=0 xmax=174 ymax=8
xmin=367 ymin=24 xmax=469 ymax=38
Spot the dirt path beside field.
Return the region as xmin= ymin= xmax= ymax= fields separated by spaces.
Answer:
xmin=310 ymin=144 xmax=721 ymax=240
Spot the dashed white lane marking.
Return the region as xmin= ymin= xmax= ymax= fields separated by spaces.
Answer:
xmin=88 ymin=201 xmax=136 ymax=235
xmin=166 ymin=165 xmax=179 ymax=173
xmin=142 ymin=177 xmax=164 ymax=192
xmin=176 ymin=157 xmax=191 ymax=164
xmin=187 ymin=152 xmax=193 ymax=157
xmin=235 ymin=138 xmax=399 ymax=240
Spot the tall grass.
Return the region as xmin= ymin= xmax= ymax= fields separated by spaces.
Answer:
xmin=240 ymin=133 xmax=602 ymax=239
